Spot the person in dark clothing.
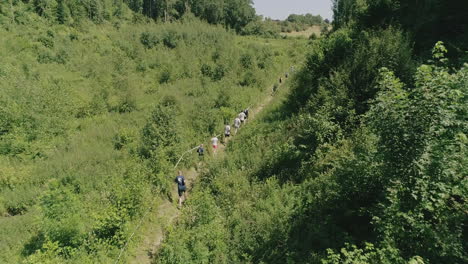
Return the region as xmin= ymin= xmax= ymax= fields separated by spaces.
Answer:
xmin=197 ymin=144 xmax=204 ymax=160
xmin=175 ymin=171 xmax=187 ymax=207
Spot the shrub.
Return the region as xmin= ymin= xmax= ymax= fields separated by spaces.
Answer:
xmin=212 ymin=64 xmax=226 ymax=81
xmin=240 ymin=53 xmax=254 ymax=69
xmin=55 ymin=49 xmax=69 ymax=64
xmin=322 ymin=243 xmax=408 ymax=264
xmin=141 ymin=102 xmax=181 ymax=158
xmin=37 ymin=49 xmax=56 ymax=64
xmin=92 ymin=207 xmax=127 ymax=246
xmin=140 ymin=31 xmax=160 ymax=49
xmin=201 ymin=63 xmax=213 ymax=77
xmin=162 ymin=30 xmax=181 ymax=49
xmin=113 ymin=129 xmax=136 ymax=150
xmin=116 ymin=91 xmax=137 ymax=113
xmin=159 ymin=67 xmax=172 ymax=84
xmin=240 ymin=71 xmax=258 ymax=86
xmin=40 ymin=186 xmax=87 ymax=250
xmin=38 ymin=36 xmax=54 ymax=48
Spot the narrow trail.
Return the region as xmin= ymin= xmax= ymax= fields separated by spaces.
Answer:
xmin=130 ymin=76 xmax=287 ymax=264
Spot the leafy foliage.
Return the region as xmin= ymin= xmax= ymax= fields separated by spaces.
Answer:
xmin=332 ymin=0 xmax=468 ymax=62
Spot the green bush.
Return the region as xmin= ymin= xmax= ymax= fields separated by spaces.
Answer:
xmin=239 ymin=53 xmax=254 ymax=69
xmin=140 ymin=31 xmax=160 ymax=49
xmin=113 ymin=128 xmax=136 ymax=150
xmin=162 ymin=30 xmax=181 ymax=49
xmin=141 ymin=102 xmax=181 ymax=160
xmin=38 ymin=35 xmax=54 ymax=48
xmin=92 ymin=207 xmax=127 ymax=246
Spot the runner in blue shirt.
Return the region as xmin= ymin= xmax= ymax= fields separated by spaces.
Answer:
xmin=175 ymin=171 xmax=186 ymax=207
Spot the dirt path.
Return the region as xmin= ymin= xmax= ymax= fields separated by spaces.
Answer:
xmin=130 ymin=77 xmax=287 ymax=264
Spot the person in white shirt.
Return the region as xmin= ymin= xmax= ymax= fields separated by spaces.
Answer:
xmin=239 ymin=111 xmax=246 ymax=123
xmin=211 ymin=135 xmax=219 ymax=154
xmin=234 ymin=117 xmax=241 ymax=134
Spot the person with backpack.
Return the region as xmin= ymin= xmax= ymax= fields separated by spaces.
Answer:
xmin=197 ymin=144 xmax=204 ymax=160
xmin=234 ymin=117 xmax=241 ymax=135
xmin=244 ymin=108 xmax=249 ymax=121
xmin=175 ymin=171 xmax=186 ymax=207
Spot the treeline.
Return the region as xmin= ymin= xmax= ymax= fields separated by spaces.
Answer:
xmin=242 ymin=13 xmax=330 ymax=39
xmin=156 ymin=0 xmax=467 ymax=263
xmin=2 ymin=1 xmax=328 ymax=38
xmin=332 ymin=0 xmax=468 ymax=60
xmin=128 ymin=0 xmax=256 ymax=32
xmin=1 ymin=0 xmax=256 ymax=32
xmin=281 ymin=13 xmax=328 ymax=32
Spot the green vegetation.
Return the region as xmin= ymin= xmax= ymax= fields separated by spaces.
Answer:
xmin=1 ymin=0 xmax=256 ymax=31
xmin=242 ymin=13 xmax=330 ymax=39
xmin=156 ymin=0 xmax=467 ymax=263
xmin=1 ymin=0 xmax=467 ymax=263
xmin=281 ymin=13 xmax=327 ymax=32
xmin=0 ymin=2 xmax=305 ymax=263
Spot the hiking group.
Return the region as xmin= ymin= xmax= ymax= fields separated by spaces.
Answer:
xmin=174 ymin=69 xmax=292 ymax=207
xmin=210 ymin=108 xmax=248 ymax=155
xmin=174 ymin=108 xmax=249 ymax=207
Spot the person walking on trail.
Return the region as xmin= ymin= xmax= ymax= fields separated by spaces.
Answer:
xmin=197 ymin=144 xmax=204 ymax=159
xmin=272 ymin=84 xmax=278 ymax=94
xmin=239 ymin=111 xmax=246 ymax=124
xmin=224 ymin=124 xmax=231 ymax=142
xmin=211 ymin=135 xmax=219 ymax=154
xmin=175 ymin=171 xmax=186 ymax=207
xmin=244 ymin=108 xmax=249 ymax=121
xmin=279 ymin=77 xmax=282 ymax=84
xmin=234 ymin=117 xmax=241 ymax=135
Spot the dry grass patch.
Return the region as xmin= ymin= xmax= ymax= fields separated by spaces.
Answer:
xmin=280 ymin=26 xmax=323 ymax=38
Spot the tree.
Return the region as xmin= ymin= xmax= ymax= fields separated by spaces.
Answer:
xmin=141 ymin=101 xmax=181 ymax=159
xmin=368 ymin=45 xmax=467 ymax=262
xmin=33 ymin=0 xmax=57 ymax=18
xmin=56 ymin=0 xmax=67 ymax=24
xmin=224 ymin=0 xmax=255 ymax=32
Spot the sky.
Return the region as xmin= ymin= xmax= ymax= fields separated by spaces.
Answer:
xmin=253 ymin=0 xmax=333 ymax=20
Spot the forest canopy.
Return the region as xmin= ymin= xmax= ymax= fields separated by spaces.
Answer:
xmin=1 ymin=0 xmax=256 ymax=32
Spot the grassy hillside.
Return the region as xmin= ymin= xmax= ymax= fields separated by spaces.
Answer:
xmin=155 ymin=1 xmax=467 ymax=264
xmin=0 ymin=9 xmax=307 ymax=263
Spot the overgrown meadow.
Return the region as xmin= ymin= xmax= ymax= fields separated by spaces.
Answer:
xmin=0 ymin=8 xmax=306 ymax=263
